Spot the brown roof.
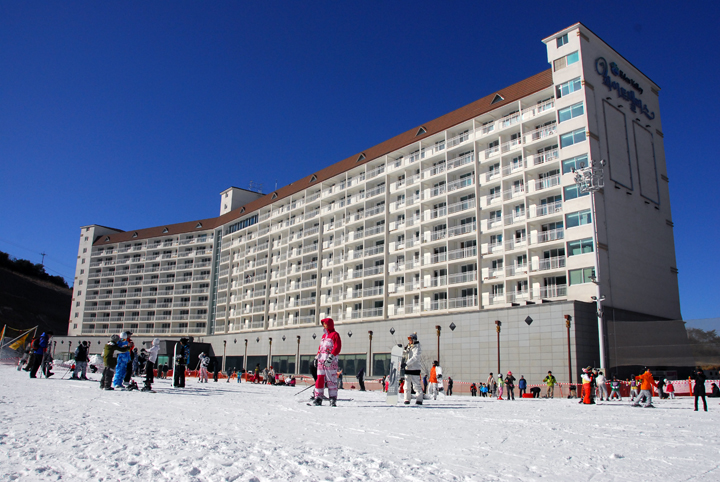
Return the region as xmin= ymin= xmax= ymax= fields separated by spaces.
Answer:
xmin=95 ymin=69 xmax=553 ymax=246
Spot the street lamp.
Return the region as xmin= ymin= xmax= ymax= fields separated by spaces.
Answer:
xmin=435 ymin=325 xmax=441 ymax=364
xmin=573 ymin=159 xmax=607 ymax=370
xmin=495 ymin=320 xmax=501 ymax=374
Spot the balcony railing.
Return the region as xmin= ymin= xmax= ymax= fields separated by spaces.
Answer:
xmin=534 ymin=201 xmax=563 ymax=218
xmin=540 ymin=284 xmax=567 ymax=298
xmin=449 ymin=271 xmax=477 ymax=284
xmin=448 ymin=295 xmax=478 ymax=309
xmin=534 ymin=174 xmax=561 ymax=191
xmin=537 ymin=228 xmax=564 ymax=243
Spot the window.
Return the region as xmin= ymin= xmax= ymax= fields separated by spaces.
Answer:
xmin=562 ymin=154 xmax=589 ymax=174
xmin=373 ymin=353 xmax=391 ymax=376
xmin=81 ymin=258 xmax=85 ymax=264
xmin=338 ymin=354 xmax=366 ymax=375
xmin=569 ymin=267 xmax=595 ymax=285
xmin=80 ymin=269 xmax=84 ymax=275
xmin=556 ymin=33 xmax=569 ymax=48
xmin=568 ymin=238 xmax=594 ymax=256
xmin=556 ymin=77 xmax=582 ymax=98
xmin=558 ymin=102 xmax=584 ymax=123
xmin=564 ymin=185 xmax=589 ymax=201
xmin=560 ymin=128 xmax=586 ymax=148
xmin=566 ymin=209 xmax=592 ymax=228
xmin=553 ymin=51 xmax=579 ymax=71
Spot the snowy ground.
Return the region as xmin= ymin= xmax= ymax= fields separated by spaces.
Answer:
xmin=1 ymin=365 xmax=719 ymax=481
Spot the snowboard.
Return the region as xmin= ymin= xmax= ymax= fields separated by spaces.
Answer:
xmin=386 ymin=345 xmax=404 ymax=405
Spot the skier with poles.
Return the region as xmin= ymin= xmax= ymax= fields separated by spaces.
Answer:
xmin=311 ymin=318 xmax=342 ymax=406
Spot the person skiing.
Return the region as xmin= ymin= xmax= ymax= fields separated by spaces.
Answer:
xmin=312 ymin=317 xmax=342 ymax=406
xmin=142 ymin=338 xmax=160 ymax=392
xmin=505 ymin=371 xmax=516 ymax=401
xmin=29 ymin=331 xmax=53 ymax=378
xmin=401 ymin=333 xmax=423 ymax=405
xmin=71 ymin=341 xmax=90 ymax=380
xmin=101 ymin=334 xmax=129 ymax=390
xmin=632 ymin=368 xmax=656 ymax=408
xmin=198 ymin=352 xmax=210 ymax=383
xmin=543 ymin=371 xmax=557 ymax=399
xmin=518 ymin=376 xmax=527 ymax=397
xmin=609 ymin=377 xmax=622 ymax=400
xmin=692 ymin=367 xmax=708 ymax=412
xmin=112 ymin=333 xmax=133 ymax=388
xmin=580 ymin=367 xmax=594 ymax=404
xmin=629 ymin=377 xmax=639 ymax=401
xmin=173 ymin=337 xmax=191 ymax=388
xmin=428 ymin=360 xmax=442 ymax=400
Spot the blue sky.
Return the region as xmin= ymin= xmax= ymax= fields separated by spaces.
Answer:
xmin=1 ymin=1 xmax=718 ymax=323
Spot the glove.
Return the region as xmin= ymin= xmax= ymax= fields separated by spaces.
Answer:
xmin=313 ymin=358 xmax=318 ymax=367
xmin=400 ymin=361 xmax=407 ymax=370
xmin=324 ymin=354 xmax=334 ymax=367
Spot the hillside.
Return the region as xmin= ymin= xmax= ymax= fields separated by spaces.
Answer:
xmin=0 ymin=267 xmax=71 ymax=337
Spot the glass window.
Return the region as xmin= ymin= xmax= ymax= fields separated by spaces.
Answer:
xmin=568 ymin=238 xmax=594 ymax=256
xmin=567 ymin=51 xmax=579 ymax=65
xmin=338 ymin=354 xmax=366 ymax=376
xmin=564 ymin=185 xmax=589 ymax=201
xmin=556 ymin=33 xmax=569 ymax=48
xmin=556 ymin=77 xmax=582 ymax=98
xmin=566 ymin=209 xmax=592 ymax=228
xmin=562 ymin=154 xmax=589 ymax=174
xmin=569 ymin=267 xmax=595 ymax=285
xmin=560 ymin=128 xmax=586 ymax=148
xmin=373 ymin=353 xmax=391 ymax=376
xmin=558 ymin=102 xmax=584 ymax=123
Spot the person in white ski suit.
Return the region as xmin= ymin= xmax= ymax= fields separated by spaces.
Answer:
xmin=142 ymin=338 xmax=160 ymax=391
xmin=403 ymin=333 xmax=423 ymax=405
xmin=198 ymin=352 xmax=210 ymax=383
xmin=312 ymin=318 xmax=342 ymax=406
xmin=596 ymin=371 xmax=608 ymax=401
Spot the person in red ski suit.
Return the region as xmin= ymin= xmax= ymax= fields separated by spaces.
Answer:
xmin=580 ymin=366 xmax=594 ymax=404
xmin=312 ymin=318 xmax=342 ymax=406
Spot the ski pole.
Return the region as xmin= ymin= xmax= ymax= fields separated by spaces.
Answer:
xmin=61 ymin=366 xmax=73 ymax=380
xmin=295 ymin=382 xmax=315 ymax=396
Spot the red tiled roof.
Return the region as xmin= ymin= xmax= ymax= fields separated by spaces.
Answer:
xmin=95 ymin=69 xmax=553 ymax=246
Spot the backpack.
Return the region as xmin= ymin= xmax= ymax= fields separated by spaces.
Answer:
xmin=31 ymin=338 xmax=41 ymax=350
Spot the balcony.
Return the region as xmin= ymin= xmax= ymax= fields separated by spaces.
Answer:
xmin=447 ymin=152 xmax=474 ymax=170
xmin=363 ymin=286 xmax=384 ymax=297
xmin=448 ymin=246 xmax=477 ymax=261
xmin=531 ymin=149 xmax=560 ymax=167
xmin=448 ymin=222 xmax=476 ymax=237
xmin=525 ymin=123 xmax=557 ymax=144
xmin=366 ymin=184 xmax=386 ymax=199
xmin=537 ymin=256 xmax=566 ymax=271
xmin=534 ymin=201 xmax=563 ymax=218
xmin=537 ymin=228 xmax=564 ymax=244
xmin=505 ymin=264 xmax=529 ymax=277
xmin=424 ymin=276 xmax=447 ymax=288
xmin=506 ymin=290 xmax=530 ymax=303
xmin=533 ymin=175 xmax=561 ymax=192
xmin=447 ymin=177 xmax=474 ymax=193
xmin=539 ymin=284 xmax=567 ymax=298
xmin=362 ymin=307 xmax=383 ymax=318
xmin=448 ymin=295 xmax=478 ymax=309
xmin=504 ymin=210 xmax=526 ymax=226
xmin=447 ymin=131 xmax=471 ymax=149
xmin=505 ymin=236 xmax=527 ymax=251
xmin=448 ymin=271 xmax=477 ymax=284
xmin=521 ymin=99 xmax=554 ymax=120
xmin=503 ymin=185 xmax=525 ymax=200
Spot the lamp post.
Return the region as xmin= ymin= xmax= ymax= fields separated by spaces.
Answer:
xmin=495 ymin=320 xmax=501 ymax=374
xmin=243 ymin=339 xmax=248 ymax=372
xmin=368 ymin=331 xmax=373 ymax=377
xmin=573 ymin=159 xmax=607 ymax=370
xmin=564 ymin=315 xmax=573 ymax=384
xmin=435 ymin=325 xmax=441 ymax=364
xmin=295 ymin=336 xmax=301 ymax=375
xmin=222 ymin=340 xmax=227 ymax=373
xmin=268 ymin=338 xmax=273 ymax=371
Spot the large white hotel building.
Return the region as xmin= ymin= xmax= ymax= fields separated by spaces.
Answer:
xmin=66 ymin=23 xmax=681 ymax=383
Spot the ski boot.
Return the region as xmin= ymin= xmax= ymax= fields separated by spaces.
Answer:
xmin=312 ymin=397 xmax=323 ymax=406
xmin=70 ymin=375 xmax=80 ymax=380
xmin=330 ymin=397 xmax=337 ymax=407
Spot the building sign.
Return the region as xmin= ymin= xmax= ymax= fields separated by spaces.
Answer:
xmin=595 ymin=57 xmax=655 ymax=120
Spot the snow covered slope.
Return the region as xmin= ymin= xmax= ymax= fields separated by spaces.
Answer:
xmin=1 ymin=366 xmax=718 ymax=481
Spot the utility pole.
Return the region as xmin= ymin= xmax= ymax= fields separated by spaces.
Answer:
xmin=435 ymin=325 xmax=441 ymax=364
xmin=495 ymin=320 xmax=502 ymax=374
xmin=40 ymin=252 xmax=47 ymax=267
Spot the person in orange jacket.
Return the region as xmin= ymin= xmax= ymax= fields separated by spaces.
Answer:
xmin=632 ymin=368 xmax=657 ymax=408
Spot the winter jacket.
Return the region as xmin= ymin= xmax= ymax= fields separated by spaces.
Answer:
xmin=543 ymin=374 xmax=557 ymax=386
xmin=74 ymin=344 xmax=88 ymax=362
xmin=692 ymin=371 xmax=707 ymax=395
xmin=316 ymin=318 xmax=342 ymax=366
xmin=102 ymin=341 xmax=129 ymax=369
xmin=636 ymin=371 xmax=656 ymax=391
xmin=34 ymin=332 xmax=50 ymax=355
xmin=518 ymin=378 xmax=527 ymax=390
xmin=596 ymin=374 xmax=606 ymax=386
xmin=404 ymin=342 xmax=422 ymax=374
xmin=147 ymin=339 xmax=160 ymax=363
xmin=429 ymin=366 xmax=442 ymax=383
xmin=504 ymin=375 xmax=516 ymax=389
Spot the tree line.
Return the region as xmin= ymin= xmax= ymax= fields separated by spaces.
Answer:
xmin=0 ymin=251 xmax=69 ymax=289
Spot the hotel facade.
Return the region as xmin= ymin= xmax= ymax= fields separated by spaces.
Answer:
xmin=66 ymin=23 xmax=681 ymax=383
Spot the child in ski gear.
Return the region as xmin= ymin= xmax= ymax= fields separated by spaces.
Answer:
xmin=543 ymin=371 xmax=557 ymax=399
xmin=470 ymin=383 xmax=477 ymax=396
xmin=142 ymin=338 xmax=160 ymax=391
xmin=402 ymin=333 xmax=423 ymax=405
xmin=428 ymin=361 xmax=442 ymax=400
xmin=101 ymin=334 xmax=129 ymax=390
xmin=518 ymin=376 xmax=527 ymax=397
xmin=666 ymin=380 xmax=675 ymax=399
xmin=496 ymin=373 xmax=503 ymax=400
xmin=596 ymin=371 xmax=608 ymax=401
xmin=692 ymin=368 xmax=707 ymax=411
xmin=72 ymin=341 xmax=90 ymax=380
xmin=580 ymin=367 xmax=594 ymax=404
xmin=629 ymin=377 xmax=639 ymax=401
xmin=254 ymin=364 xmax=260 ymax=383
xmin=609 ymin=378 xmax=622 ymax=400
xmin=198 ymin=352 xmax=210 ymax=383
xmin=632 ymin=368 xmax=656 ymax=408
xmin=313 ymin=318 xmax=342 ymax=406
xmin=504 ymin=372 xmax=516 ymax=400
xmin=113 ymin=333 xmax=133 ymax=388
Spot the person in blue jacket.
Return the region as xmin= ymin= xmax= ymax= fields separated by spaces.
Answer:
xmin=518 ymin=375 xmax=527 ymax=397
xmin=112 ymin=333 xmax=134 ymax=388
xmin=29 ymin=331 xmax=53 ymax=378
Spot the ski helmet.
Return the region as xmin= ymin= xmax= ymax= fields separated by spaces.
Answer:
xmin=153 ymin=338 xmax=160 ymax=346
xmin=110 ymin=334 xmax=120 ymax=342
xmin=408 ymin=333 xmax=418 ymax=343
xmin=120 ymin=332 xmax=128 ymax=340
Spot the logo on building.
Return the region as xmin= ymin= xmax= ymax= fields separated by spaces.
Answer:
xmin=595 ymin=57 xmax=655 ymax=120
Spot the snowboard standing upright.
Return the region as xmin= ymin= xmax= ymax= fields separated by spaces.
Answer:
xmin=386 ymin=345 xmax=404 ymax=405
